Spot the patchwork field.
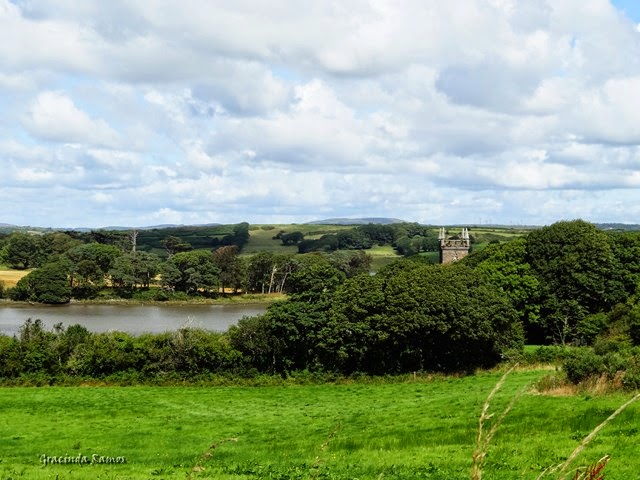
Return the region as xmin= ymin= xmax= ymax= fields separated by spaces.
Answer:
xmin=0 ymin=369 xmax=638 ymax=479
xmin=0 ymin=268 xmax=29 ymax=288
xmin=244 ymin=224 xmax=354 ymax=254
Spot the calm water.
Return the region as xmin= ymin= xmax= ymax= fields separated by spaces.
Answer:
xmin=0 ymin=303 xmax=268 ymax=336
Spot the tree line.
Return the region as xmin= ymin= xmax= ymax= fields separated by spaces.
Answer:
xmin=2 ymin=219 xmax=640 ymax=382
xmin=0 ymin=227 xmax=373 ymax=303
xmin=0 ymin=257 xmax=523 ymax=382
xmin=275 ymin=222 xmax=443 ymax=255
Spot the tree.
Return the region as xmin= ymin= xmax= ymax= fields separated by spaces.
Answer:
xmin=217 ymin=222 xmax=250 ymax=249
xmin=327 ymin=250 xmax=372 ymax=277
xmin=5 ymin=233 xmax=42 ymax=269
xmin=249 ymin=258 xmax=523 ymax=375
xmin=162 ymin=236 xmax=193 ymax=256
xmin=212 ymin=246 xmax=246 ymax=294
xmin=525 ymin=220 xmax=626 ymax=343
xmin=356 ymin=223 xmax=395 ymax=245
xmin=607 ymin=231 xmax=640 ymax=297
xmin=376 ymin=262 xmax=522 ymax=372
xmin=468 ymin=238 xmax=541 ymax=343
xmin=247 ymin=252 xmax=293 ymax=294
xmin=279 ymin=231 xmax=304 ymax=246
xmin=40 ymin=232 xmax=82 ymax=260
xmin=66 ymin=243 xmax=121 ymax=296
xmin=161 ymin=250 xmax=219 ymax=295
xmin=10 ymin=261 xmax=72 ymax=304
xmin=336 ymin=229 xmax=373 ymax=250
xmin=286 ymin=257 xmax=346 ymax=303
xmin=109 ymin=251 xmax=160 ymax=291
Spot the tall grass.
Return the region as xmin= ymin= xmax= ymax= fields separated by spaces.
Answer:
xmin=472 ymin=364 xmax=525 ymax=480
xmin=473 ymin=365 xmax=640 ymax=480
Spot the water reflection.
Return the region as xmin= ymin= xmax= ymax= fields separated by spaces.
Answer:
xmin=0 ymin=303 xmax=268 ymax=336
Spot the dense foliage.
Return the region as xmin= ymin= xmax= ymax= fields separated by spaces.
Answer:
xmin=228 ymin=259 xmax=523 ymax=375
xmin=295 ymin=222 xmax=441 ymax=255
xmin=0 ymin=319 xmax=245 ymax=380
xmin=0 ymin=223 xmax=376 ymax=303
xmin=465 ymin=220 xmax=640 ymax=346
xmin=3 ymin=219 xmax=640 ymax=381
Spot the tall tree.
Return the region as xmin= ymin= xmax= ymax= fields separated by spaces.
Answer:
xmin=161 ymin=236 xmax=192 ymax=256
xmin=5 ymin=233 xmax=42 ymax=269
xmin=10 ymin=261 xmax=72 ymax=304
xmin=66 ymin=243 xmax=121 ymax=291
xmin=212 ymin=246 xmax=246 ymax=294
xmin=525 ymin=220 xmax=626 ymax=343
xmin=109 ymin=251 xmax=160 ymax=290
xmin=468 ymin=238 xmax=541 ymax=342
xmin=160 ymin=250 xmax=219 ymax=295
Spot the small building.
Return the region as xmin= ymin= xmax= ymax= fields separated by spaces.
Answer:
xmin=438 ymin=227 xmax=470 ymax=264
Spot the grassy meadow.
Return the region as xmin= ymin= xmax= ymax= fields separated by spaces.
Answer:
xmin=244 ymin=224 xmax=355 ymax=254
xmin=1 ymin=369 xmax=639 ymax=479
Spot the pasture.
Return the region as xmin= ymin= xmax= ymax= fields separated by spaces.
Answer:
xmin=244 ymin=224 xmax=354 ymax=254
xmin=1 ymin=369 xmax=639 ymax=479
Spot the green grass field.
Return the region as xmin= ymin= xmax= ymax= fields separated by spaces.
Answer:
xmin=244 ymin=224 xmax=354 ymax=254
xmin=1 ymin=369 xmax=639 ymax=479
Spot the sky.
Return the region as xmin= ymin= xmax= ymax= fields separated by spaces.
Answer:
xmin=2 ymin=0 xmax=640 ymax=228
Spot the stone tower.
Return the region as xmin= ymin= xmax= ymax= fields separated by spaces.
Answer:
xmin=438 ymin=227 xmax=470 ymax=264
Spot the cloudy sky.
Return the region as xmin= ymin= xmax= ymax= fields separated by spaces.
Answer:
xmin=2 ymin=0 xmax=640 ymax=228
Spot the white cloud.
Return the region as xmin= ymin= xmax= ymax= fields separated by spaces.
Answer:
xmin=2 ymin=0 xmax=640 ymax=227
xmin=22 ymin=91 xmax=121 ymax=147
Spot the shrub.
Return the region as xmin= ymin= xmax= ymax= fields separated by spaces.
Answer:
xmin=522 ymin=345 xmax=571 ymax=364
xmin=593 ymin=335 xmax=631 ymax=356
xmin=622 ymin=362 xmax=640 ymax=390
xmin=602 ymin=352 xmax=629 ymax=377
xmin=628 ymin=305 xmax=640 ymax=346
xmin=564 ymin=349 xmax=605 ymax=384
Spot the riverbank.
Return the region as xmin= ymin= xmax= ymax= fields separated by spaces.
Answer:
xmin=0 ymin=292 xmax=286 ymax=308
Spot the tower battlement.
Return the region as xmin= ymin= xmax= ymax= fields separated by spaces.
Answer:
xmin=438 ymin=227 xmax=470 ymax=264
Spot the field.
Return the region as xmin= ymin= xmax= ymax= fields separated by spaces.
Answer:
xmin=1 ymin=369 xmax=639 ymax=479
xmin=0 ymin=268 xmax=28 ymax=288
xmin=244 ymin=224 xmax=355 ymax=254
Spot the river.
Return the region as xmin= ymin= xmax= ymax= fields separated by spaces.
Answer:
xmin=0 ymin=303 xmax=268 ymax=336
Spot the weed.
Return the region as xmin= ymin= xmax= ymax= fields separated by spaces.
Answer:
xmin=473 ymin=364 xmax=640 ymax=480
xmin=570 ymin=456 xmax=609 ymax=480
xmin=538 ymin=391 xmax=640 ymax=480
xmin=309 ymin=422 xmax=342 ymax=480
xmin=471 ymin=363 xmax=525 ymax=480
xmin=187 ymin=435 xmax=239 ymax=479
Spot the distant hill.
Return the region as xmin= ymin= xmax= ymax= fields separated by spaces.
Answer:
xmin=596 ymin=223 xmax=640 ymax=231
xmin=0 ymin=223 xmax=222 ymax=233
xmin=98 ymin=223 xmax=221 ymax=231
xmin=307 ymin=217 xmax=407 ymax=225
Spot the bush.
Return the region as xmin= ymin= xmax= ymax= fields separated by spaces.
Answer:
xmin=563 ymin=349 xmax=605 ymax=384
xmin=593 ymin=335 xmax=631 ymax=355
xmin=602 ymin=352 xmax=630 ymax=377
xmin=521 ymin=345 xmax=571 ymax=364
xmin=622 ymin=362 xmax=640 ymax=390
xmin=628 ymin=306 xmax=640 ymax=346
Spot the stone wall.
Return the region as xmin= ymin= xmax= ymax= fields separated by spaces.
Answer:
xmin=438 ymin=227 xmax=470 ymax=264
